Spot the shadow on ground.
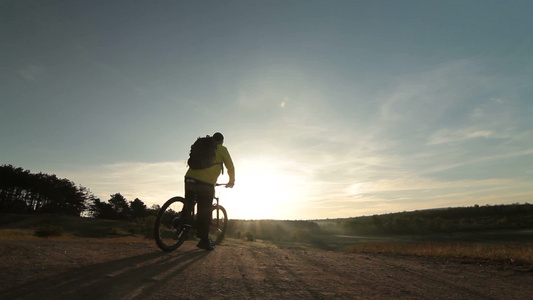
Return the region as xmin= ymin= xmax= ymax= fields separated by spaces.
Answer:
xmin=3 ymin=248 xmax=210 ymax=299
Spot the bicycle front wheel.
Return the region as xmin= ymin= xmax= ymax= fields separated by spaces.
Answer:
xmin=209 ymin=205 xmax=228 ymax=245
xmin=154 ymin=197 xmax=189 ymax=252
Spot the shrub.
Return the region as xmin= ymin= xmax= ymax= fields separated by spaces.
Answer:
xmin=292 ymin=229 xmax=312 ymax=242
xmin=243 ymin=230 xmax=255 ymax=241
xmin=136 ymin=216 xmax=156 ymax=239
xmin=35 ymin=225 xmax=63 ymax=238
xmin=107 ymin=227 xmax=119 ymax=235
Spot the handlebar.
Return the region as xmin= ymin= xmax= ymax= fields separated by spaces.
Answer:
xmin=215 ymin=183 xmax=233 ymax=187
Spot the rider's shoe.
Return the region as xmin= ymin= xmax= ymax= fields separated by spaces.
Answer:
xmin=196 ymin=239 xmax=215 ymax=251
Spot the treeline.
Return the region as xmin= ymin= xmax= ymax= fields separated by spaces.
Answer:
xmin=88 ymin=193 xmax=159 ymax=220
xmin=0 ymin=165 xmax=92 ymax=216
xmin=0 ymin=165 xmax=158 ymax=221
xmin=338 ymin=203 xmax=533 ymax=236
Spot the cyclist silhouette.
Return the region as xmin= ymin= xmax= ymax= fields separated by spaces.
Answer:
xmin=184 ymin=132 xmax=235 ymax=250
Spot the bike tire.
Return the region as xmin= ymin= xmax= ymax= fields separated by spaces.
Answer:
xmin=209 ymin=205 xmax=228 ymax=245
xmin=154 ymin=196 xmax=188 ymax=252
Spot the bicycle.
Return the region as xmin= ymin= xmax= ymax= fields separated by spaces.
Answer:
xmin=154 ymin=183 xmax=228 ymax=252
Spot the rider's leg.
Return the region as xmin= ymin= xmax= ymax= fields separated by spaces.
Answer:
xmin=195 ymin=184 xmax=215 ymax=242
xmin=183 ymin=183 xmax=196 ymax=226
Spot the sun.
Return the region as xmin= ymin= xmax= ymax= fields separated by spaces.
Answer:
xmin=215 ymin=159 xmax=303 ymax=220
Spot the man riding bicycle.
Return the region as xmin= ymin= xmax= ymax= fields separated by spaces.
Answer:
xmin=184 ymin=132 xmax=235 ymax=250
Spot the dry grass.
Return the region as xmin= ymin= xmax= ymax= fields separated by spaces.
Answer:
xmin=348 ymin=242 xmax=533 ymax=266
xmin=0 ymin=229 xmax=40 ymax=240
xmin=0 ymin=228 xmax=152 ymax=244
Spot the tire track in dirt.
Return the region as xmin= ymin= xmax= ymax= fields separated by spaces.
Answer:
xmin=2 ymin=243 xmax=208 ymax=300
xmin=374 ymin=255 xmax=531 ymax=299
xmin=124 ymin=247 xmax=210 ymax=299
xmin=295 ymin=250 xmax=511 ymax=299
xmin=148 ymin=246 xmax=266 ymax=299
xmin=247 ymin=247 xmax=340 ymax=299
xmin=375 ymin=258 xmax=492 ymax=299
xmin=285 ymin=249 xmax=385 ymax=298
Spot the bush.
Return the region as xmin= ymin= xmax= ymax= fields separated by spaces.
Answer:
xmin=292 ymin=229 xmax=312 ymax=242
xmin=35 ymin=225 xmax=63 ymax=238
xmin=107 ymin=227 xmax=119 ymax=235
xmin=243 ymin=230 xmax=255 ymax=241
xmin=136 ymin=216 xmax=156 ymax=239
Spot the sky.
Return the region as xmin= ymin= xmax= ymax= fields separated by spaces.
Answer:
xmin=1 ymin=0 xmax=532 ymax=220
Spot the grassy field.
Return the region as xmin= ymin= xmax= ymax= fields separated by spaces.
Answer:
xmin=346 ymin=240 xmax=532 ymax=266
xmin=1 ymin=214 xmax=531 ymax=267
xmin=331 ymin=229 xmax=533 ymax=266
xmin=226 ymin=220 xmax=533 ymax=267
xmin=0 ymin=213 xmax=143 ymax=240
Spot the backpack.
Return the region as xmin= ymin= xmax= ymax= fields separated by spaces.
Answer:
xmin=187 ymin=136 xmax=219 ymax=170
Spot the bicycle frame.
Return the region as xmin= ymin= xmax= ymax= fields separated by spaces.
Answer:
xmin=154 ymin=183 xmax=229 ymax=251
xmin=212 ymin=183 xmax=225 ymax=227
xmin=187 ymin=183 xmax=225 ymax=224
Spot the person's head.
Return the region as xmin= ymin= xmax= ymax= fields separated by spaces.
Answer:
xmin=213 ymin=132 xmax=224 ymax=144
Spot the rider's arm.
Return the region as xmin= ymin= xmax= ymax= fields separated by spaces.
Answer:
xmin=221 ymin=146 xmax=235 ymax=187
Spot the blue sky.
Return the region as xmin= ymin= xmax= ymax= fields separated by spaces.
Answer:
xmin=1 ymin=0 xmax=532 ymax=219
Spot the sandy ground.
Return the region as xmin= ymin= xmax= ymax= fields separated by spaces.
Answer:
xmin=0 ymin=238 xmax=531 ymax=299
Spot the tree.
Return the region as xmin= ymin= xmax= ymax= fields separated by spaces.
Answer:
xmin=108 ymin=193 xmax=132 ymax=220
xmin=0 ymin=165 xmax=91 ymax=216
xmin=88 ymin=198 xmax=117 ymax=219
xmin=130 ymin=198 xmax=148 ymax=219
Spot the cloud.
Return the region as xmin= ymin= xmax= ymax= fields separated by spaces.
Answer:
xmin=16 ymin=64 xmax=43 ymax=81
xmin=59 ymin=161 xmax=186 ymax=207
xmin=347 ymin=177 xmax=518 ymax=195
xmin=427 ymin=128 xmax=494 ymax=145
xmin=44 ymin=57 xmax=531 ymax=219
xmin=373 ymin=60 xmax=523 ymax=149
xmin=275 ymin=59 xmax=533 ymax=217
xmin=379 ymin=60 xmax=480 ymax=122
xmin=424 ymin=148 xmax=533 ymax=175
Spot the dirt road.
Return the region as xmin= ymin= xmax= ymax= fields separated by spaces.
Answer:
xmin=1 ymin=239 xmax=531 ymax=299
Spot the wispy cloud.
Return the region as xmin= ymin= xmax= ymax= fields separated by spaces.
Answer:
xmin=428 ymin=97 xmax=518 ymax=145
xmin=16 ymin=64 xmax=43 ymax=81
xmin=428 ymin=128 xmax=494 ymax=145
xmin=243 ymin=59 xmax=533 ymax=218
xmin=424 ymin=149 xmax=533 ymax=175
xmin=59 ymin=161 xmax=186 ymax=207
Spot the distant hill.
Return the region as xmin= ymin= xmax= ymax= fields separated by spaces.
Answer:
xmin=223 ymin=203 xmax=533 ymax=244
xmin=3 ymin=203 xmax=531 ymax=246
xmin=316 ymin=203 xmax=533 ymax=236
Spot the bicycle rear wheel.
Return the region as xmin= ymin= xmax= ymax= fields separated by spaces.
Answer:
xmin=154 ymin=197 xmax=189 ymax=251
xmin=209 ymin=205 xmax=228 ymax=245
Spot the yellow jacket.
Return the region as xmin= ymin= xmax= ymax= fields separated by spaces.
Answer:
xmin=185 ymin=143 xmax=235 ymax=185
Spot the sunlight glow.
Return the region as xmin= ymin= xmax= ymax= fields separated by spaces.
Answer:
xmin=216 ymin=157 xmax=304 ymax=220
xmin=280 ymin=96 xmax=290 ymax=108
